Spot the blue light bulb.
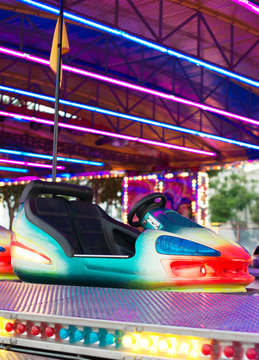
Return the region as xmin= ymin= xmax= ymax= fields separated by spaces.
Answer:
xmin=105 ymin=333 xmax=116 ymax=346
xmin=74 ymin=330 xmax=84 ymax=342
xmin=59 ymin=328 xmax=69 ymax=339
xmin=89 ymin=331 xmax=99 ymax=343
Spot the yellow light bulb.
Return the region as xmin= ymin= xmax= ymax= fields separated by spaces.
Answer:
xmin=179 ymin=342 xmax=190 ymax=353
xmin=158 ymin=339 xmax=169 ymax=351
xmin=140 ymin=337 xmax=150 ymax=349
xmin=122 ymin=335 xmax=133 ymax=348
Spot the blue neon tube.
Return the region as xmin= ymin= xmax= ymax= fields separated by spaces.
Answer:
xmin=14 ymin=0 xmax=259 ymax=88
xmin=0 ymin=84 xmax=258 ymax=151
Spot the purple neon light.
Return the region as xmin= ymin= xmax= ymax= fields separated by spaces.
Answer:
xmin=0 ymin=158 xmax=65 ymax=170
xmin=232 ymin=0 xmax=259 ymax=14
xmin=0 ymin=46 xmax=258 ymax=127
xmin=0 ymin=110 xmax=215 ymax=156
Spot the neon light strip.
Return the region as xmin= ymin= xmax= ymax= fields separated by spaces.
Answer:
xmin=0 ymin=145 xmax=104 ymax=166
xmin=0 ymin=87 xmax=258 ymax=151
xmin=1 ymin=47 xmax=258 ymax=128
xmin=0 ymin=166 xmax=28 ymax=173
xmin=0 ymin=110 xmax=214 ymax=156
xmin=14 ymin=0 xmax=259 ymax=88
xmin=0 ymin=158 xmax=64 ymax=170
xmin=232 ymin=0 xmax=259 ymax=15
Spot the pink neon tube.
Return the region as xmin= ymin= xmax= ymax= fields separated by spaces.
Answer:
xmin=0 ymin=158 xmax=65 ymax=170
xmin=0 ymin=46 xmax=258 ymax=127
xmin=0 ymin=110 xmax=216 ymax=156
xmin=232 ymin=0 xmax=259 ymax=15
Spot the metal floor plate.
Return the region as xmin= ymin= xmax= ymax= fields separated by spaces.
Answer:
xmin=0 ymin=281 xmax=258 ymax=334
xmin=0 ymin=349 xmax=54 ymax=359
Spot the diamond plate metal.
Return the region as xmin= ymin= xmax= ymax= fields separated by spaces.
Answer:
xmin=0 ymin=349 xmax=53 ymax=360
xmin=0 ymin=281 xmax=258 ymax=334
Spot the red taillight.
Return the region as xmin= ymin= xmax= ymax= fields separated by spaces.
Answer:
xmin=11 ymin=241 xmax=52 ymax=265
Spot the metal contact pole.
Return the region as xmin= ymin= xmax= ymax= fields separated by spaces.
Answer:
xmin=52 ymin=0 xmax=64 ymax=182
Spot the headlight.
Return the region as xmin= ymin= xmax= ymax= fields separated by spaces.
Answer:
xmin=156 ymin=235 xmax=220 ymax=256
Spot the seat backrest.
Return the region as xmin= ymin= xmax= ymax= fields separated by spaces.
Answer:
xmin=71 ymin=201 xmax=139 ymax=256
xmin=25 ymin=197 xmax=82 ymax=256
xmin=22 ymin=180 xmax=139 ymax=257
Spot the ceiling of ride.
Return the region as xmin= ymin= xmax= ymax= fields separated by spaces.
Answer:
xmin=0 ymin=0 xmax=258 ymax=177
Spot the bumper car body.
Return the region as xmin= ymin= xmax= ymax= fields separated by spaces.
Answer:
xmin=0 ymin=225 xmax=18 ymax=280
xmin=12 ymin=181 xmax=254 ymax=292
xmin=249 ymin=246 xmax=259 ymax=278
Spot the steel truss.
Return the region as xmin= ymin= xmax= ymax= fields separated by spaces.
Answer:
xmin=0 ymin=1 xmax=258 ymax=168
xmin=0 ymin=129 xmax=158 ymax=167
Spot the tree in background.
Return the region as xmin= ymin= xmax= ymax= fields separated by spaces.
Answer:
xmin=250 ymin=199 xmax=259 ymax=224
xmin=86 ymin=177 xmax=123 ymax=216
xmin=209 ymin=173 xmax=256 ymax=229
xmin=0 ymin=184 xmax=25 ymax=230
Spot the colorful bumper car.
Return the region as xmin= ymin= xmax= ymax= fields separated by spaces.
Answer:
xmin=0 ymin=225 xmax=18 ymax=280
xmin=11 ymin=180 xmax=254 ymax=292
xmin=249 ymin=245 xmax=259 ymax=278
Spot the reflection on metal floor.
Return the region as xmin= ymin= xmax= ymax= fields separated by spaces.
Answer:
xmin=0 ymin=281 xmax=258 ymax=360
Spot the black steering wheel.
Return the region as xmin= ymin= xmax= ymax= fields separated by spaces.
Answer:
xmin=127 ymin=193 xmax=167 ymax=227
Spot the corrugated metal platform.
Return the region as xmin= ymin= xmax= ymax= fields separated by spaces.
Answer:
xmin=1 ymin=281 xmax=258 ymax=334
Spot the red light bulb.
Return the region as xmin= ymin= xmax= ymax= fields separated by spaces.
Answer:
xmin=31 ymin=325 xmax=40 ymax=336
xmin=246 ymin=348 xmax=257 ymax=360
xmin=223 ymin=346 xmax=235 ymax=358
xmin=45 ymin=326 xmax=55 ymax=337
xmin=5 ymin=322 xmax=14 ymax=332
xmin=201 ymin=344 xmax=212 ymax=356
xmin=17 ymin=323 xmax=26 ymax=334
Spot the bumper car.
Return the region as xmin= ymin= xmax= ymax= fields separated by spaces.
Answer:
xmin=11 ymin=180 xmax=254 ymax=292
xmin=0 ymin=225 xmax=18 ymax=280
xmin=249 ymin=245 xmax=259 ymax=278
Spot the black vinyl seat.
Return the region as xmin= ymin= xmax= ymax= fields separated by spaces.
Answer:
xmin=71 ymin=201 xmax=139 ymax=256
xmin=21 ymin=180 xmax=139 ymax=257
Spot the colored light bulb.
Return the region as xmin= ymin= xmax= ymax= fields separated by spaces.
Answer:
xmin=158 ymin=339 xmax=169 ymax=351
xmin=140 ymin=337 xmax=150 ymax=349
xmin=74 ymin=329 xmax=84 ymax=342
xmin=246 ymin=348 xmax=257 ymax=360
xmin=5 ymin=322 xmax=14 ymax=332
xmin=122 ymin=335 xmax=134 ymax=347
xmin=89 ymin=331 xmax=99 ymax=343
xmin=59 ymin=328 xmax=70 ymax=339
xmin=179 ymin=342 xmax=190 ymax=353
xmin=104 ymin=333 xmax=116 ymax=346
xmin=45 ymin=326 xmax=55 ymax=337
xmin=223 ymin=345 xmax=235 ymax=358
xmin=17 ymin=323 xmax=26 ymax=334
xmin=31 ymin=325 xmax=40 ymax=336
xmin=201 ymin=344 xmax=212 ymax=356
